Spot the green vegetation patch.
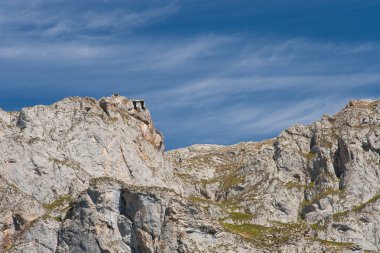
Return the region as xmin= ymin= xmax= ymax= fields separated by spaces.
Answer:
xmin=187 ymin=195 xmax=213 ymax=204
xmin=41 ymin=214 xmax=63 ymax=222
xmin=333 ymin=193 xmax=380 ymax=221
xmin=174 ymin=173 xmax=194 ymax=181
xmin=304 ymin=152 xmax=317 ymax=161
xmin=228 ymin=212 xmax=254 ymax=221
xmin=305 ymin=181 xmax=315 ymax=190
xmin=311 ymin=238 xmax=355 ymax=248
xmin=90 ymin=176 xmax=115 ymax=184
xmin=314 ymin=188 xmax=341 ymax=201
xmin=221 ymin=222 xmax=269 ymax=238
xmin=332 ymin=210 xmax=350 ymax=221
xmin=43 ymin=195 xmax=72 ymax=210
xmin=352 ymin=193 xmax=380 ymax=212
xmin=220 ymin=221 xmax=306 ymax=248
xmin=220 ymin=173 xmax=245 ymax=190
xmin=310 ymin=222 xmax=326 ymax=231
xmin=217 ymin=198 xmax=242 ymax=211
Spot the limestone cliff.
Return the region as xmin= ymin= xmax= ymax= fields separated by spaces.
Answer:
xmin=1 ymin=95 xmax=380 ymax=252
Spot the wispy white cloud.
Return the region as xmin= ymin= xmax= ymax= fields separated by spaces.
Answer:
xmin=0 ymin=0 xmax=379 ymax=149
xmin=0 ymin=35 xmax=230 ymax=64
xmin=0 ymin=44 xmax=109 ymax=60
xmin=151 ymin=73 xmax=380 ymax=107
xmin=130 ymin=38 xmax=380 ymax=110
xmin=137 ymin=37 xmax=380 ymax=148
xmin=56 ymin=3 xmax=179 ymax=33
xmin=1 ymin=34 xmax=379 ymax=149
xmin=237 ymin=98 xmax=345 ymax=134
xmin=0 ymin=0 xmax=179 ymax=39
xmin=155 ymin=92 xmax=352 ymax=148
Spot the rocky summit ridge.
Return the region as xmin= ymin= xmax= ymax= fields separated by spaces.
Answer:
xmin=1 ymin=95 xmax=380 ymax=252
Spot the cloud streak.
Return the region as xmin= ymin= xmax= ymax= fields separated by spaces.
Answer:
xmin=0 ymin=0 xmax=179 ymax=41
xmin=1 ymin=35 xmax=379 ymax=149
xmin=0 ymin=1 xmax=380 ymax=149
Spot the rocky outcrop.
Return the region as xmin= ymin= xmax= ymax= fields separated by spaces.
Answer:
xmin=1 ymin=96 xmax=380 ymax=252
xmin=167 ymin=99 xmax=380 ymax=252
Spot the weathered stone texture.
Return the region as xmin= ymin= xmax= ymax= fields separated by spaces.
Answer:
xmin=1 ymin=96 xmax=380 ymax=252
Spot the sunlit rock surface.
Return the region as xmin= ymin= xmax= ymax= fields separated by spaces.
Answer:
xmin=1 ymin=96 xmax=380 ymax=252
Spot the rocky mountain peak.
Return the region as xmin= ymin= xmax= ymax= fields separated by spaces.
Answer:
xmin=1 ymin=96 xmax=380 ymax=252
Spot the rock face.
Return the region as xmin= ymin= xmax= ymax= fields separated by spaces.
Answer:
xmin=1 ymin=96 xmax=380 ymax=252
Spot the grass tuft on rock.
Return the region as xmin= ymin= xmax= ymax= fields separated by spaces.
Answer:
xmin=333 ymin=193 xmax=380 ymax=221
xmin=220 ymin=221 xmax=306 ymax=248
xmin=43 ymin=195 xmax=72 ymax=210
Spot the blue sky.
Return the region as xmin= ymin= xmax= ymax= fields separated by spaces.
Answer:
xmin=1 ymin=0 xmax=380 ymax=149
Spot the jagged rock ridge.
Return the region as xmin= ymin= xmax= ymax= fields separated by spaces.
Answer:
xmin=1 ymin=95 xmax=380 ymax=252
